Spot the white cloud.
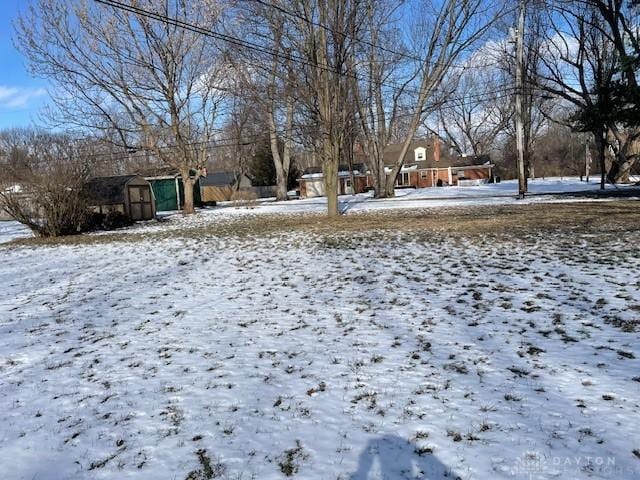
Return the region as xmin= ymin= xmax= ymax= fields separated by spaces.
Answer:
xmin=0 ymin=85 xmax=47 ymax=109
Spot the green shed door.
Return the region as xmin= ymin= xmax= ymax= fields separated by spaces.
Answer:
xmin=151 ymin=180 xmax=179 ymax=211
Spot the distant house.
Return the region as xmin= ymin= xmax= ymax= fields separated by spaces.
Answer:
xmin=361 ymin=141 xmax=494 ymax=189
xmin=376 ymin=157 xmax=494 ymax=189
xmin=297 ymin=141 xmax=494 ymax=199
xmin=298 ymin=164 xmax=368 ymax=199
xmin=85 ymin=175 xmax=155 ymax=221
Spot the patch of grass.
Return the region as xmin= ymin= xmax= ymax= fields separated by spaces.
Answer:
xmin=277 ymin=440 xmax=307 ymax=476
xmin=185 ymin=449 xmax=225 ymax=479
xmin=617 ymin=350 xmax=635 ymax=359
xmin=504 ymin=393 xmax=522 ymax=402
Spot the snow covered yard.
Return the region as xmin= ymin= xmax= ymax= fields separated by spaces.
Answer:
xmin=1 ymin=202 xmax=640 ymax=480
xmin=0 ymin=221 xmax=32 ymax=244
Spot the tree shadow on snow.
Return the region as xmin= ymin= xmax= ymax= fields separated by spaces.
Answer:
xmin=351 ymin=434 xmax=460 ymax=480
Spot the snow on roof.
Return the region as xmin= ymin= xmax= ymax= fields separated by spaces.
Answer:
xmin=301 ymin=170 xmax=363 ymax=180
xmin=382 ymin=165 xmax=418 ymax=174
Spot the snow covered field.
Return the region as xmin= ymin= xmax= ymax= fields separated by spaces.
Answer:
xmin=0 ymin=221 xmax=31 ymax=244
xmin=214 ymin=177 xmax=639 ymax=216
xmin=1 ymin=200 xmax=640 ymax=479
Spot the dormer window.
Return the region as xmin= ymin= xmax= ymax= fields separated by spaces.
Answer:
xmin=414 ymin=147 xmax=426 ymax=162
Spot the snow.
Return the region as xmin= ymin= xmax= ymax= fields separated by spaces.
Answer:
xmin=301 ymin=170 xmax=364 ymax=179
xmin=1 ymin=197 xmax=640 ymax=479
xmin=175 ymin=177 xmax=639 ymax=224
xmin=0 ymin=221 xmax=32 ymax=244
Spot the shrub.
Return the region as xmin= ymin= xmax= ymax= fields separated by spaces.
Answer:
xmin=0 ymin=129 xmax=91 ymax=237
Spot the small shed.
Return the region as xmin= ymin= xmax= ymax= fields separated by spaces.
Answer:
xmin=145 ymin=174 xmax=202 ymax=212
xmin=199 ymin=171 xmax=252 ymax=203
xmin=85 ymin=175 xmax=155 ymax=221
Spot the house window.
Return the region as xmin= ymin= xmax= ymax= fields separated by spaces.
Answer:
xmin=420 ymin=171 xmax=428 ymax=179
xmin=457 ymin=170 xmax=465 ymax=179
xmin=395 ymin=172 xmax=410 ymax=186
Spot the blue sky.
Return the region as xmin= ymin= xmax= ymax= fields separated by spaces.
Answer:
xmin=0 ymin=0 xmax=49 ymax=129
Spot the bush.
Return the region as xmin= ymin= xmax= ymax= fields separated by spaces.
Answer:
xmin=230 ymin=189 xmax=258 ymax=208
xmin=0 ymin=129 xmax=91 ymax=237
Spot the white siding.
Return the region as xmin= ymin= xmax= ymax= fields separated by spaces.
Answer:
xmin=305 ymin=179 xmax=326 ymax=198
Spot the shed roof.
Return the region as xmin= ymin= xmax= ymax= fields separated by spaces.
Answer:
xmin=85 ymin=175 xmax=140 ymax=205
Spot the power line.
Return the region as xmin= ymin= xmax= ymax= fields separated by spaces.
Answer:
xmin=80 ymin=0 xmax=527 ymax=167
xmin=243 ymin=0 xmax=503 ymax=70
xmin=92 ymin=0 xmax=506 ymax=101
xmin=74 ymin=88 xmax=520 ymax=166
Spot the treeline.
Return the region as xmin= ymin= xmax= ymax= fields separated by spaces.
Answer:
xmin=2 ymin=0 xmax=638 ymax=219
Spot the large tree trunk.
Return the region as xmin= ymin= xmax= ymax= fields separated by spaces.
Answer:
xmin=274 ymin=165 xmax=288 ymax=201
xmin=384 ymin=172 xmax=395 ymax=198
xmin=607 ymin=154 xmax=634 ymax=184
xmin=269 ymin=127 xmax=289 ymax=202
xmin=358 ymin=137 xmax=387 ymax=199
xmin=373 ymin=172 xmax=387 ymax=198
xmin=605 ymin=130 xmax=639 ymax=184
xmin=371 ymin=153 xmax=389 ymax=198
xmin=324 ymin=140 xmax=340 ymax=217
xmin=182 ymin=173 xmax=195 ymax=214
xmin=268 ymin=96 xmax=293 ymax=202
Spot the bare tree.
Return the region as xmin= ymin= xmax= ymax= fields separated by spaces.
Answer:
xmin=549 ymin=0 xmax=640 ymax=183
xmin=15 ymin=0 xmax=226 ymax=213
xmin=580 ymin=0 xmax=639 ymax=88
xmin=286 ymin=0 xmax=366 ymax=215
xmin=537 ymin=5 xmax=619 ymax=188
xmin=432 ymin=60 xmax=513 ymax=156
xmin=0 ymin=129 xmax=90 ymax=237
xmin=228 ymin=2 xmax=298 ymax=201
xmin=354 ymin=0 xmax=504 ymax=198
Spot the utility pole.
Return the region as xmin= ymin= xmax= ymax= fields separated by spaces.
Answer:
xmin=515 ymin=0 xmax=527 ymax=199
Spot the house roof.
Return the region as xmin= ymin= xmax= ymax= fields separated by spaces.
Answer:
xmin=300 ymin=163 xmax=366 ymax=179
xmin=199 ymin=171 xmax=240 ymax=187
xmin=85 ymin=175 xmax=140 ymax=205
xmin=355 ymin=141 xmax=435 ymax=166
xmin=356 ymin=139 xmax=494 ymax=169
